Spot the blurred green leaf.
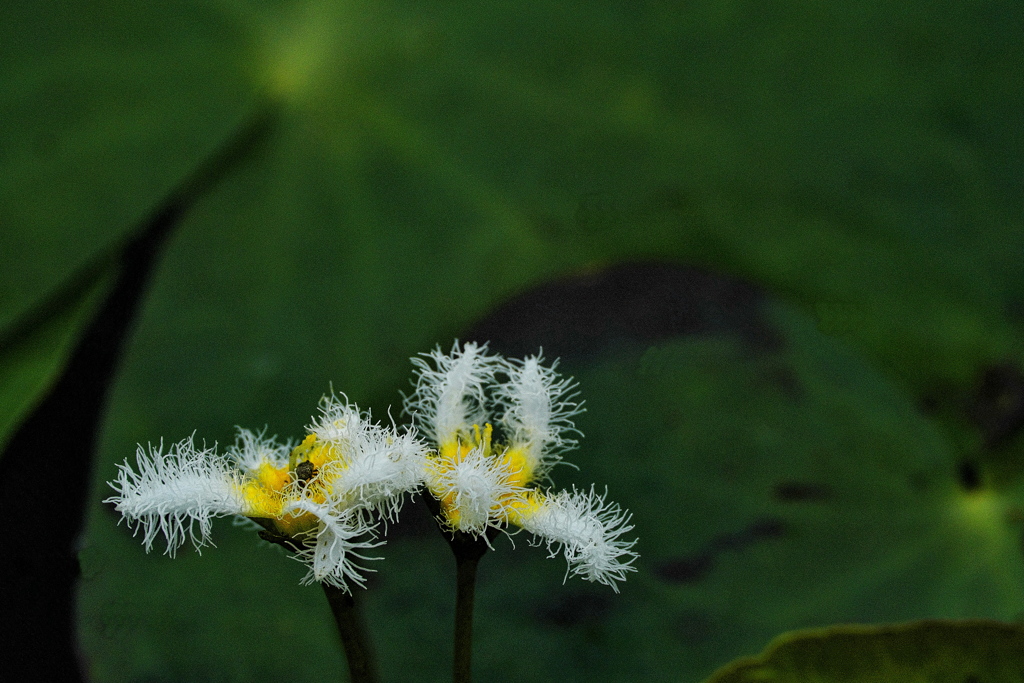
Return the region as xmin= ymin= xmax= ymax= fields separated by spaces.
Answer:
xmin=0 ymin=0 xmax=1008 ymax=680
xmin=5 ymin=0 xmax=1022 ymax=411
xmin=532 ymin=303 xmax=1024 ymax=681
xmin=49 ymin=0 xmax=1019 ymax=451
xmin=78 ymin=506 xmax=348 ymax=682
xmin=0 ymin=259 xmax=113 ymax=452
xmin=0 ymin=0 xmax=257 ymax=332
xmin=80 ymin=295 xmax=1024 ymax=681
xmin=702 ymin=620 xmax=1024 ymax=683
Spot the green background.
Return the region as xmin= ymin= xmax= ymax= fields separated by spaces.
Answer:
xmin=2 ymin=0 xmax=1023 ymax=680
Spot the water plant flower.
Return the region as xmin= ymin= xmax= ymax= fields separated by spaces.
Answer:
xmin=406 ymin=341 xmax=638 ymax=589
xmin=106 ymin=396 xmax=427 ymax=590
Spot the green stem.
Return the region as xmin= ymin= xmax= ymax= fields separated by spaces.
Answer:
xmin=452 ymin=535 xmax=488 ymax=683
xmin=251 ymin=519 xmax=378 ymax=682
xmin=321 ymin=584 xmax=380 ymax=683
xmin=423 ymin=495 xmax=494 ymax=683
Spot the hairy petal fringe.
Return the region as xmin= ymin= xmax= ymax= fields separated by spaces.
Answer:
xmin=309 ymin=395 xmax=429 ymax=517
xmin=104 ymin=437 xmax=245 ymax=555
xmin=286 ymin=499 xmax=383 ymax=591
xmin=496 ymin=354 xmax=583 ymax=473
xmin=515 ymin=486 xmax=638 ymax=591
xmin=406 ymin=341 xmax=501 ymax=444
xmin=226 ymin=427 xmax=291 ymax=473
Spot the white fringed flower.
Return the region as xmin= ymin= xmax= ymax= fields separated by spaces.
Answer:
xmin=428 ymin=442 xmax=524 ymax=535
xmin=109 ymin=342 xmax=639 ymax=592
xmin=406 ymin=341 xmax=638 ymax=590
xmin=106 ymin=396 xmax=429 ymax=592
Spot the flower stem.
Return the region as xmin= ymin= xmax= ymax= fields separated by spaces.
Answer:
xmin=451 ymin=534 xmax=488 ymax=683
xmin=321 ymin=584 xmax=380 ymax=683
xmin=422 ymin=495 xmax=494 ymax=683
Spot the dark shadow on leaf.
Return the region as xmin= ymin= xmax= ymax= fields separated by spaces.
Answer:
xmin=655 ymin=518 xmax=787 ymax=586
xmin=465 ymin=261 xmax=784 ymax=361
xmin=773 ymin=481 xmax=833 ymax=503
xmin=969 ymin=361 xmax=1024 ymax=450
xmin=0 ymin=108 xmax=275 ymax=681
xmin=535 ymin=589 xmax=613 ymax=629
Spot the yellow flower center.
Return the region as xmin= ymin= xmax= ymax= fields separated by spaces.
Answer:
xmin=507 ymin=489 xmax=545 ymax=527
xmin=429 ymin=423 xmax=537 ymax=528
xmin=237 ymin=433 xmax=345 ymax=538
xmin=290 ymin=433 xmax=336 ymax=471
xmin=500 ymin=446 xmax=532 ymax=489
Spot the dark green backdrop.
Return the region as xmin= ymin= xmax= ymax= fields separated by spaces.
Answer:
xmin=2 ymin=1 xmax=1023 ymax=681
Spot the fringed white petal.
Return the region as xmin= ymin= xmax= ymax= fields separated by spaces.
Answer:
xmin=308 ymin=395 xmax=429 ymax=517
xmin=308 ymin=393 xmax=367 ymax=445
xmin=515 ymin=486 xmax=638 ymax=591
xmin=286 ymin=499 xmax=383 ymax=591
xmin=326 ymin=430 xmax=429 ymax=519
xmin=406 ymin=341 xmax=501 ymax=444
xmin=104 ymin=437 xmax=246 ymax=556
xmin=496 ymin=354 xmax=582 ymax=472
xmin=226 ymin=427 xmax=291 ymax=473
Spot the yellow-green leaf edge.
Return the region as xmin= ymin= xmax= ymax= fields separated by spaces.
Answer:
xmin=703 ymin=619 xmax=1024 ymax=683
